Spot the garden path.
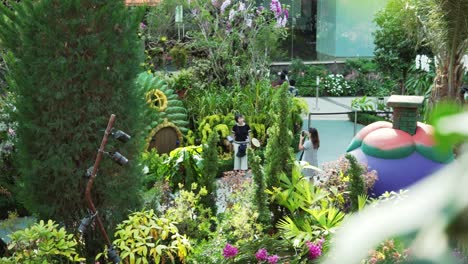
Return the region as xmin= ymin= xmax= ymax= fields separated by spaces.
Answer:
xmin=299 ymin=96 xmax=388 ymax=165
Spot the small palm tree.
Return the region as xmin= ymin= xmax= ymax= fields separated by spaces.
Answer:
xmin=418 ymin=0 xmax=468 ymax=104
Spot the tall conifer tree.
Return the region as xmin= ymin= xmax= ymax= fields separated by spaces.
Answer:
xmin=0 ymin=0 xmax=144 ymax=231
xmin=200 ymin=131 xmax=218 ymax=214
xmin=264 ymin=84 xmax=294 ymax=225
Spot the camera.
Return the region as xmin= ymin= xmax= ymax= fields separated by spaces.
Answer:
xmin=301 ymin=130 xmax=308 ymax=137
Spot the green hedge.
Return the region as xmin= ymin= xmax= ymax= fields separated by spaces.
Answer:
xmin=348 ymin=112 xmax=390 ymax=126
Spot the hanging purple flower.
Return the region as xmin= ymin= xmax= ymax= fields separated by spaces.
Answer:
xmin=283 ymin=8 xmax=289 ymax=20
xmin=255 ymin=248 xmax=268 ymax=261
xmin=220 ymin=0 xmax=231 ymax=14
xmin=270 ymin=0 xmax=282 ymax=18
xmin=267 ymin=255 xmax=280 ymax=264
xmin=226 ymin=22 xmax=232 ymax=33
xmin=139 ymin=22 xmax=146 ymax=29
xmin=276 ymin=16 xmax=286 ymax=27
xmin=280 ymin=15 xmax=288 ymax=27
xmin=223 ymin=243 xmax=238 ymax=258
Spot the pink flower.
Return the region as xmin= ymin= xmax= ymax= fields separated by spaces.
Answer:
xmin=223 ymin=243 xmax=238 ymax=258
xmin=283 ymin=9 xmax=289 ymax=20
xmin=139 ymin=22 xmax=146 ymax=29
xmin=317 ymin=237 xmax=325 ymax=247
xmin=267 ymin=255 xmax=279 ymax=264
xmin=306 ymin=241 xmax=322 ymax=260
xmin=255 ymin=248 xmax=268 ymax=261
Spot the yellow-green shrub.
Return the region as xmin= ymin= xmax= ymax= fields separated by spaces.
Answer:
xmin=112 ymin=209 xmax=192 ymax=264
xmin=5 ymin=220 xmax=84 ymax=263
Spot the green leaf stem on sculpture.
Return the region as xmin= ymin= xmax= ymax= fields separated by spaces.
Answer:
xmin=430 ymin=102 xmax=468 ymax=152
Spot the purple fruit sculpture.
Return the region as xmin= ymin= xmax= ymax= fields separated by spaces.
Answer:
xmin=346 ymin=96 xmax=453 ymax=196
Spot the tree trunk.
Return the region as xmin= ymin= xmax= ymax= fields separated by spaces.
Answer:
xmin=430 ymin=52 xmax=465 ymax=104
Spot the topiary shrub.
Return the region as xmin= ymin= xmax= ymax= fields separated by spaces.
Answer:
xmin=0 ymin=0 xmax=145 ymax=235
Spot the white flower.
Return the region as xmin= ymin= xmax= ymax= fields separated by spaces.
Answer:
xmin=220 ymin=0 xmax=231 ymax=14
xmin=245 ymin=18 xmax=252 ymax=27
xmin=238 ymin=2 xmax=245 ymax=11
xmin=229 ymin=8 xmax=236 ymax=21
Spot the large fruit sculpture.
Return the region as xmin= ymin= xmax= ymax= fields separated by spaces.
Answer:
xmin=346 ymin=96 xmax=453 ymax=196
xmin=136 ymin=72 xmax=189 ymax=153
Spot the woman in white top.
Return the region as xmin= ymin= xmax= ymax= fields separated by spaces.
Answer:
xmin=298 ymin=127 xmax=320 ymax=177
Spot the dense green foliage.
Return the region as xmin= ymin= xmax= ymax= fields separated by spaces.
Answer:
xmin=0 ymin=0 xmax=144 ymax=231
xmin=373 ymin=0 xmax=423 ymax=94
xmin=0 ymin=49 xmax=7 ymax=92
xmin=248 ymin=149 xmax=270 ymax=226
xmin=345 ymin=154 xmax=366 ymax=212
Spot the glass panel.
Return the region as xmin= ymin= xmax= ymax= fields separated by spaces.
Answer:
xmin=257 ymin=0 xmax=387 ymax=62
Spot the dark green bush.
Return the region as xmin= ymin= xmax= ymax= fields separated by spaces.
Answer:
xmin=169 ymin=45 xmax=188 ymax=69
xmin=295 ymin=64 xmax=330 ymax=96
xmin=348 ymin=112 xmax=389 ymax=126
xmin=217 ymin=157 xmax=233 ymax=177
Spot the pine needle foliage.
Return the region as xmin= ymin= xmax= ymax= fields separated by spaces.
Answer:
xmin=345 ymin=154 xmax=366 ymax=213
xmin=264 ymin=84 xmax=294 ymax=225
xmin=248 ymin=148 xmax=270 ymax=226
xmin=0 ymin=0 xmax=145 ymax=230
xmin=200 ymin=131 xmax=219 ymax=214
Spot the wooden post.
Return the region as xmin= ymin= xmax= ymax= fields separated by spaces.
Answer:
xmin=85 ymin=114 xmax=116 ymax=246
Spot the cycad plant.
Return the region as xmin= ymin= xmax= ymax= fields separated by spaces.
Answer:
xmin=0 ymin=0 xmax=144 ymax=236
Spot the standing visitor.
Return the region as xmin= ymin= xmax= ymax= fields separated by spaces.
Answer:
xmin=298 ymin=127 xmax=320 ymax=178
xmin=231 ymin=114 xmax=251 ymax=174
xmin=272 ymin=69 xmax=289 ymax=87
xmin=288 ymin=79 xmax=298 ymax=96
